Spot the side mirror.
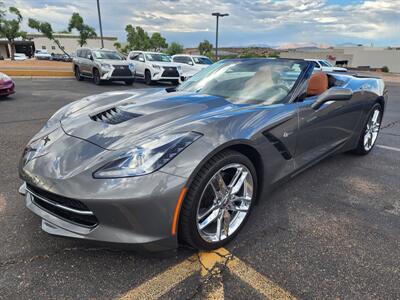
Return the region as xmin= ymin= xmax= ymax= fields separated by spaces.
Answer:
xmin=188 ymin=61 xmax=194 ymax=66
xmin=139 ymin=57 xmax=145 ymax=62
xmin=311 ymin=87 xmax=353 ymax=110
xmin=88 ymin=54 xmax=93 ymax=60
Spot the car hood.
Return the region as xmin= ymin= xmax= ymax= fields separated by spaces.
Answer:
xmin=60 ymin=89 xmax=238 ymax=150
xmin=95 ymin=59 xmax=131 ymax=65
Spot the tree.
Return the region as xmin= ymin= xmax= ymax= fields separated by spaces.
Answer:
xmin=166 ymin=42 xmax=183 ymax=56
xmin=125 ymin=25 xmax=151 ymax=51
xmin=0 ymin=6 xmax=26 ymax=60
xmin=150 ymin=32 xmax=168 ymax=51
xmin=68 ymin=12 xmax=97 ymax=47
xmin=198 ymin=40 xmax=213 ymax=55
xmin=28 ymin=18 xmax=69 ymax=56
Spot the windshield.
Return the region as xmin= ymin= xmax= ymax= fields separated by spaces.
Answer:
xmin=177 ymin=59 xmax=307 ymax=105
xmin=193 ymin=57 xmax=213 ymax=65
xmin=93 ymin=50 xmax=124 ymax=60
xmin=319 ymin=60 xmax=332 ymax=67
xmin=145 ymin=53 xmax=172 ymax=62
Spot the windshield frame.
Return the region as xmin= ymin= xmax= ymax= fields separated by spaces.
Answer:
xmin=177 ymin=58 xmax=310 ymax=106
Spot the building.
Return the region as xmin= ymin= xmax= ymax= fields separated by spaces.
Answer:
xmin=280 ymin=46 xmax=400 ymax=73
xmin=0 ymin=33 xmax=119 ymax=58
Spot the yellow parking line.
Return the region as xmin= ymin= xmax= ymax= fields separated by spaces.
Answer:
xmin=118 ymin=254 xmax=199 ymax=300
xmin=227 ymin=255 xmax=296 ymax=299
xmin=118 ymin=247 xmax=295 ymax=300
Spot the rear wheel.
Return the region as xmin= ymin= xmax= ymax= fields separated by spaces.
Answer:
xmin=179 ymin=150 xmax=257 ymax=250
xmin=93 ymin=69 xmax=102 ymax=85
xmin=74 ymin=66 xmax=83 ymax=81
xmin=144 ymin=70 xmax=153 ymax=85
xmin=352 ymin=103 xmax=382 ymax=155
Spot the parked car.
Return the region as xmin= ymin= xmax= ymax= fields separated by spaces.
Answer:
xmin=172 ymin=54 xmax=213 ymax=80
xmin=14 ymin=53 xmax=28 ymax=61
xmin=18 ymin=59 xmax=387 ymax=251
xmin=34 ymin=49 xmax=52 ymax=60
xmin=0 ymin=72 xmax=15 ymax=97
xmin=305 ymin=59 xmax=347 ymax=72
xmin=73 ymin=48 xmax=135 ymax=85
xmin=127 ymin=51 xmax=182 ymax=85
xmin=51 ymin=53 xmax=72 ymax=62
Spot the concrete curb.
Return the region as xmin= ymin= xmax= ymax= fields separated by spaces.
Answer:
xmin=0 ymin=69 xmax=74 ymax=77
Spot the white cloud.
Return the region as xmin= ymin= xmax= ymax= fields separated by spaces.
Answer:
xmin=2 ymin=0 xmax=400 ymax=46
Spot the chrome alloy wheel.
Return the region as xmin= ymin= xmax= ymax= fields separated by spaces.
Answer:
xmin=364 ymin=107 xmax=381 ymax=151
xmin=196 ymin=163 xmax=254 ymax=243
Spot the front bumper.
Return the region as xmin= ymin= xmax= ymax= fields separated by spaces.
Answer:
xmin=19 ymin=134 xmax=187 ymax=251
xmin=101 ymin=67 xmax=135 ymax=81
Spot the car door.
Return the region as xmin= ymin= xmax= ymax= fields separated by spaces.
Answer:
xmin=295 ymin=79 xmax=363 ymax=168
xmin=80 ymin=50 xmax=92 ymax=75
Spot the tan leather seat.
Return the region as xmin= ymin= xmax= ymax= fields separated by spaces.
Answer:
xmin=307 ymin=72 xmax=328 ymax=96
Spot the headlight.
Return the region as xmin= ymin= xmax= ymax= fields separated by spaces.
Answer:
xmin=128 ymin=63 xmax=135 ymax=70
xmin=101 ymin=63 xmax=112 ymax=70
xmin=152 ymin=64 xmax=161 ymax=69
xmin=93 ymin=132 xmax=202 ymax=178
xmin=176 ymin=65 xmax=182 ymax=71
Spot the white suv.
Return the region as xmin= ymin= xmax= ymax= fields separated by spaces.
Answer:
xmin=305 ymin=59 xmax=347 ymax=72
xmin=172 ymin=54 xmax=213 ymax=79
xmin=127 ymin=51 xmax=182 ymax=85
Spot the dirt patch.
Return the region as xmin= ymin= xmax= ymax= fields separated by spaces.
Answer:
xmin=342 ymin=176 xmax=384 ymax=196
xmin=0 ymin=193 xmax=6 ymax=213
xmin=0 ymin=59 xmax=72 ymax=70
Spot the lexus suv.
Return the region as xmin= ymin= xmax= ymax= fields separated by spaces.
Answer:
xmin=127 ymin=51 xmax=182 ymax=85
xmin=73 ymin=48 xmax=135 ymax=85
xmin=172 ymin=54 xmax=213 ymax=80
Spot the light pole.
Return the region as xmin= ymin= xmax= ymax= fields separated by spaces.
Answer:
xmin=97 ymin=0 xmax=104 ymax=48
xmin=211 ymin=12 xmax=229 ymax=61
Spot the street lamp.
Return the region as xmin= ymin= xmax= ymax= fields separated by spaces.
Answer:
xmin=211 ymin=12 xmax=229 ymax=61
xmin=96 ymin=0 xmax=104 ymax=48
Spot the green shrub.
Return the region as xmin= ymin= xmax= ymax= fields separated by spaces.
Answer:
xmin=382 ymin=66 xmax=389 ymax=73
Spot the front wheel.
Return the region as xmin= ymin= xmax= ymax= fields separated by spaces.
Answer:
xmin=93 ymin=69 xmax=102 ymax=85
xmin=179 ymin=150 xmax=257 ymax=250
xmin=352 ymin=103 xmax=383 ymax=155
xmin=144 ymin=70 xmax=153 ymax=85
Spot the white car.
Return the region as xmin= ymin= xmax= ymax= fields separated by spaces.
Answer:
xmin=305 ymin=59 xmax=347 ymax=72
xmin=172 ymin=54 xmax=213 ymax=79
xmin=34 ymin=49 xmax=52 ymax=60
xmin=14 ymin=53 xmax=28 ymax=61
xmin=127 ymin=51 xmax=182 ymax=85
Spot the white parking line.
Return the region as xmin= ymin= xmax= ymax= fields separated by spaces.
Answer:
xmin=376 ymin=145 xmax=400 ymax=152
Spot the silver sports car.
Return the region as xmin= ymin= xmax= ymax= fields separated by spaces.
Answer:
xmin=19 ymin=59 xmax=387 ymax=251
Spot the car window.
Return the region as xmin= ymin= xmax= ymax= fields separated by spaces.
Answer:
xmin=145 ymin=53 xmax=172 ymax=62
xmin=193 ymin=57 xmax=213 ymax=65
xmin=178 ymin=59 xmax=307 ymax=105
xmin=319 ymin=60 xmax=332 ymax=67
xmin=312 ymin=61 xmax=321 ymax=69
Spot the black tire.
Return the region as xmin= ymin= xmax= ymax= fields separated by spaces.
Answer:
xmin=179 ymin=149 xmax=257 ymax=250
xmin=93 ymin=68 xmax=102 ymax=85
xmin=171 ymin=79 xmax=180 ymax=86
xmin=144 ymin=70 xmax=153 ymax=85
xmin=124 ymin=79 xmax=135 ymax=85
xmin=74 ymin=66 xmax=83 ymax=81
xmin=352 ymin=103 xmax=383 ymax=155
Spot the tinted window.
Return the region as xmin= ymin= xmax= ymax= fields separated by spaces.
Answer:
xmin=193 ymin=57 xmax=213 ymax=65
xmin=92 ymin=50 xmax=123 ymax=60
xmin=145 ymin=53 xmax=172 ymax=62
xmin=174 ymin=56 xmax=192 ymax=64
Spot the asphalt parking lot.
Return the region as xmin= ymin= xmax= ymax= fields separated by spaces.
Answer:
xmin=0 ymin=78 xmax=399 ymax=299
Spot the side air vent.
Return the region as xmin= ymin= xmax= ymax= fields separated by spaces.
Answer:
xmin=263 ymin=132 xmax=293 ymax=160
xmin=90 ymin=107 xmax=141 ymax=125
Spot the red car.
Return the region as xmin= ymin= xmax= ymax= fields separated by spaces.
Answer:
xmin=0 ymin=72 xmax=15 ymax=97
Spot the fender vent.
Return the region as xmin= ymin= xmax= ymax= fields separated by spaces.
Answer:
xmin=263 ymin=132 xmax=293 ymax=160
xmin=90 ymin=107 xmax=141 ymax=125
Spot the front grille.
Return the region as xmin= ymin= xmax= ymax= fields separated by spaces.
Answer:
xmin=112 ymin=65 xmax=132 ymax=77
xmin=90 ymin=107 xmax=141 ymax=125
xmin=161 ymin=67 xmax=179 ymax=78
xmin=27 ymin=184 xmax=98 ymax=227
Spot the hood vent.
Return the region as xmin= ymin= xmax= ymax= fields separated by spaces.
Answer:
xmin=90 ymin=107 xmax=141 ymax=125
xmin=263 ymin=132 xmax=293 ymax=160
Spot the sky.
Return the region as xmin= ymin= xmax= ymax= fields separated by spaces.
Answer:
xmin=4 ymin=0 xmax=400 ymax=48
